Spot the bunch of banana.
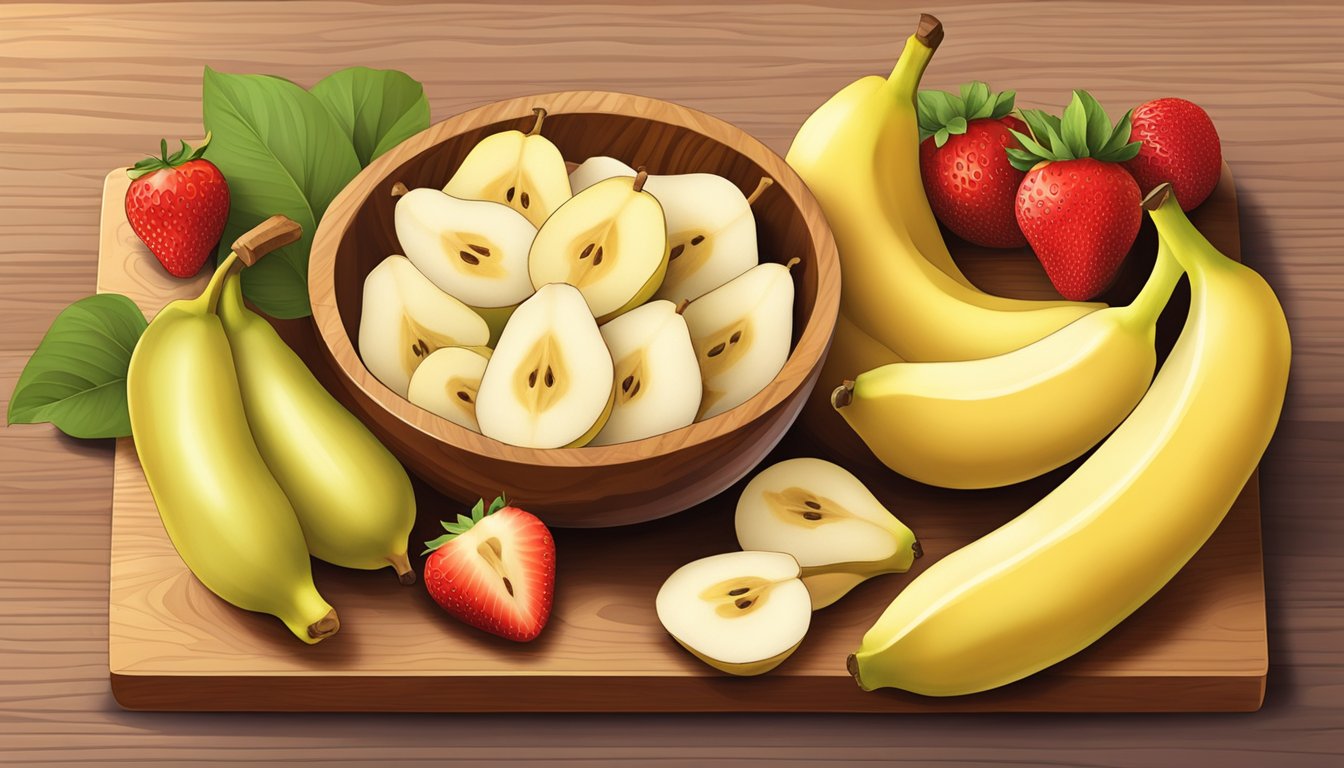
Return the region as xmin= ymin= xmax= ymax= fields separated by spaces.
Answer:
xmin=832 ymin=245 xmax=1184 ymax=489
xmin=785 ymin=13 xmax=1102 ymax=366
xmin=848 ymin=184 xmax=1290 ymax=695
xmin=127 ymin=216 xmax=417 ymax=644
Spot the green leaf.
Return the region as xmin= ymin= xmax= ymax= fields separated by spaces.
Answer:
xmin=934 ymin=127 xmax=950 ymax=147
xmin=1007 ymin=128 xmax=1052 ymax=161
xmin=1098 ymin=140 xmax=1143 ymax=163
xmin=965 ymin=82 xmax=991 ymax=119
xmin=7 ymin=294 xmax=147 ymax=439
xmin=423 ymin=533 xmax=456 ymax=554
xmin=1098 ymin=109 xmax=1137 ymax=158
xmin=923 ymin=91 xmax=954 ymax=126
xmin=311 ymin=67 xmax=430 ymax=167
xmin=1060 ymin=92 xmax=1090 ymax=158
xmin=1005 ymin=147 xmax=1043 ymax=172
xmin=456 ymin=513 xmax=473 ymax=528
xmin=202 ymin=67 xmax=362 ymax=319
xmin=470 ymin=499 xmax=485 ymax=519
xmin=1017 ymin=109 xmax=1055 ymax=149
xmin=1075 ymin=90 xmax=1113 ymax=153
xmin=916 ymin=91 xmax=945 ymax=134
xmin=487 ymin=495 xmax=506 ymax=515
xmin=1043 ymin=120 xmax=1072 ymax=160
xmin=945 ymin=116 xmax=968 ymax=136
xmin=991 ymin=90 xmax=1016 ymax=119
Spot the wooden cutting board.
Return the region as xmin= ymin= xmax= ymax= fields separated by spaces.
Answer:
xmin=102 ymin=163 xmax=1267 ymax=713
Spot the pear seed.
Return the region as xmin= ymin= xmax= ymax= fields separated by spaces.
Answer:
xmin=803 ymin=511 xmax=822 ymax=521
xmin=459 ymin=250 xmax=480 ymax=265
xmin=544 ymin=366 xmax=555 ymax=387
xmin=622 ymin=375 xmax=635 ymax=392
xmin=730 ymin=330 xmax=742 ymax=344
xmin=728 ymin=587 xmax=749 ymax=596
xmin=580 ymin=243 xmax=595 ymax=260
xmin=593 ymin=246 xmax=604 ymax=266
xmin=457 ymin=391 xmax=472 ymax=403
xmin=735 ymin=598 xmax=754 ymax=610
xmin=804 ymin=500 xmax=821 ymax=509
xmin=506 ymin=187 xmax=516 ymax=203
xmin=690 ymin=234 xmax=705 ymax=246
xmin=669 ymin=244 xmax=685 ymax=260
xmin=520 ymin=191 xmax=530 ymax=209
xmin=469 ymin=243 xmax=491 ymax=256
xmin=528 ymin=370 xmax=538 ymax=388
xmin=707 ymin=342 xmax=726 ymax=357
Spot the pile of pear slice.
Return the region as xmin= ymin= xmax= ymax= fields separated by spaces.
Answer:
xmin=656 ymin=458 xmax=921 ymax=675
xmin=358 ymin=106 xmax=801 ymax=448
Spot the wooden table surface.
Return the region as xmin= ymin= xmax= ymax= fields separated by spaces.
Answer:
xmin=1 ymin=1 xmax=1340 ymax=765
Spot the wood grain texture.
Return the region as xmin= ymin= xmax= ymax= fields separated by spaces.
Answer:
xmin=104 ymin=161 xmax=1265 ymax=712
xmin=308 ymin=91 xmax=840 ymax=526
xmin=2 ymin=0 xmax=1341 ymax=764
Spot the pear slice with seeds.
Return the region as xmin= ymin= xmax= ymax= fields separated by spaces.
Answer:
xmin=394 ymin=186 xmax=536 ymax=343
xmin=358 ymin=255 xmax=490 ymax=397
xmin=591 ymin=300 xmax=701 ymax=445
xmin=444 ymin=107 xmax=571 ymax=227
xmin=571 ymin=156 xmax=769 ymax=304
xmin=736 ymin=458 xmax=920 ymax=610
xmin=683 ymin=260 xmax=796 ymax=420
xmin=407 ymin=346 xmax=493 ymax=432
xmin=528 ymin=170 xmax=668 ymax=323
xmin=475 ymin=283 xmax=614 ymax=448
xmin=656 ymin=550 xmax=812 ymax=676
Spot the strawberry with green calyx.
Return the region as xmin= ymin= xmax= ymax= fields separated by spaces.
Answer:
xmin=917 ymin=82 xmax=1028 ymax=248
xmin=423 ymin=495 xmax=556 ymax=642
xmin=1007 ymin=91 xmax=1144 ymax=300
xmin=125 ymin=133 xmax=230 ymax=278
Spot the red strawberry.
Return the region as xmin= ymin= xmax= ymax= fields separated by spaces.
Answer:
xmin=125 ymin=134 xmax=230 ymax=278
xmin=917 ymin=82 xmax=1027 ymax=248
xmin=1007 ymin=91 xmax=1144 ymax=300
xmin=423 ymin=496 xmax=555 ymax=642
xmin=1124 ymin=97 xmax=1222 ymax=211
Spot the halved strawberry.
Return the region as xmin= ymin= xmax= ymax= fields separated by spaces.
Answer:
xmin=423 ymin=496 xmax=556 ymax=642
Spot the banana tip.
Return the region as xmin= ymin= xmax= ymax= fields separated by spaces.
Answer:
xmin=307 ymin=609 xmax=341 ymax=641
xmin=831 ymin=381 xmax=855 ymax=409
xmin=1142 ymin=182 xmax=1173 ymax=211
xmin=846 ymin=653 xmax=862 ymax=684
xmin=916 ymin=13 xmax=944 ymax=49
xmin=912 ymin=540 xmax=924 ymax=559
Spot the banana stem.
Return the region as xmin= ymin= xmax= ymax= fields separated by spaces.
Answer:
xmin=887 ymin=15 xmax=941 ymax=96
xmin=1121 ymin=241 xmax=1184 ymax=327
xmin=1143 ymin=182 xmax=1226 ymax=276
xmin=202 ymin=251 xmax=241 ymax=315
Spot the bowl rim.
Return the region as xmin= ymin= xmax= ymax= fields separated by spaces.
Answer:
xmin=310 ymin=89 xmax=839 ymax=468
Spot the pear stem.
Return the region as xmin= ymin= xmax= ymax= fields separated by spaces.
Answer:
xmin=675 ymin=298 xmax=690 ymax=315
xmin=529 ymin=107 xmax=548 ymax=136
xmin=391 ymin=181 xmax=409 ymax=197
xmin=785 ymin=257 xmax=801 ymax=271
xmin=831 ymin=380 xmax=855 ymax=409
xmin=632 ymin=168 xmax=649 ymax=193
xmin=746 ymin=177 xmax=774 ymax=206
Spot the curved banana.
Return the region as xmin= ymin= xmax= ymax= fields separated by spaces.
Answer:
xmin=126 ymin=232 xmax=338 ymax=644
xmin=785 ymin=14 xmax=1102 ymax=362
xmin=832 ymin=245 xmax=1183 ymax=489
xmin=218 ymin=273 xmax=417 ymax=584
xmin=848 ymin=184 xmax=1290 ymax=696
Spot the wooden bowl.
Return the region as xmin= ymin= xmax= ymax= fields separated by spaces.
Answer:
xmin=309 ymin=91 xmax=838 ymax=527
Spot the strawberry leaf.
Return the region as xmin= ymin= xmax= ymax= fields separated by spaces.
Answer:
xmin=487 ymin=495 xmax=507 ymax=515
xmin=1042 ymin=121 xmax=1072 ymax=159
xmin=918 ymin=82 xmax=1016 ymax=143
xmin=1005 ymin=147 xmax=1042 ymax=172
xmin=1061 ymin=93 xmax=1090 ymax=158
xmin=1098 ymin=140 xmax=1143 ymax=163
xmin=423 ymin=533 xmax=456 ymax=554
xmin=1007 ymin=128 xmax=1052 ymax=162
xmin=1076 ymin=91 xmax=1112 ymax=152
xmin=1096 ymin=109 xmax=1138 ymax=158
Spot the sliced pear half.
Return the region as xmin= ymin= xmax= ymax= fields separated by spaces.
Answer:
xmin=394 ymin=186 xmax=536 ymax=339
xmin=683 ymin=260 xmax=796 ymax=420
xmin=736 ymin=458 xmax=920 ymax=610
xmin=358 ymin=255 xmax=491 ymax=397
xmin=571 ymin=156 xmax=767 ymax=304
xmin=528 ymin=171 xmax=668 ymax=323
xmin=655 ymin=550 xmax=811 ymax=676
xmin=475 ymin=283 xmax=614 ymax=448
xmin=591 ymin=299 xmax=701 ymax=445
xmin=407 ymin=345 xmax=493 ymax=432
xmin=444 ymin=107 xmax=571 ymax=227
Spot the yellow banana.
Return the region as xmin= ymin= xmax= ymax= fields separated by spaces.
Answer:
xmin=786 ymin=14 xmax=1102 ymax=362
xmin=218 ymin=272 xmax=417 ymax=584
xmin=126 ymin=228 xmax=338 ymax=644
xmin=848 ymin=184 xmax=1290 ymax=696
xmin=798 ymin=312 xmax=901 ymax=454
xmin=832 ymin=245 xmax=1183 ymax=489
